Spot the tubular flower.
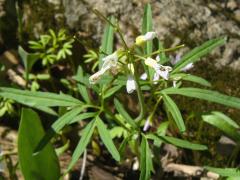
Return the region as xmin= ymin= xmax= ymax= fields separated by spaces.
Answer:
xmin=126 ymin=75 xmax=136 ymax=94
xmin=135 ymin=32 xmax=157 ymax=46
xmin=145 ymin=57 xmax=172 ymax=81
xmin=89 ymin=52 xmax=118 ymax=84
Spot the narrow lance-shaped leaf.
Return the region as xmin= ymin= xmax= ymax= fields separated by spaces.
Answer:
xmin=162 ymin=93 xmax=186 ymax=132
xmin=114 ymin=98 xmax=137 ymax=129
xmin=67 ymin=119 xmax=97 ymax=172
xmin=202 ymin=113 xmax=240 ymax=142
xmin=103 ymin=85 xmax=123 ymax=99
xmin=142 ymin=3 xmax=153 ymax=55
xmin=96 ymin=116 xmax=120 ymax=161
xmin=99 ymin=16 xmax=115 ymax=67
xmin=18 ymin=108 xmax=60 ymax=180
xmin=204 ymin=166 xmax=240 ymax=177
xmin=140 ymin=135 xmax=152 ymax=180
xmin=172 ymin=37 xmax=226 ymax=73
xmin=157 ymin=135 xmax=208 ymax=150
xmin=0 ymin=87 xmax=82 ymax=107
xmin=142 ymin=3 xmax=155 ymax=79
xmin=76 ymin=66 xmax=91 ymax=103
xmin=161 ymin=87 xmax=240 ymax=109
xmin=171 ymin=73 xmax=211 ymax=87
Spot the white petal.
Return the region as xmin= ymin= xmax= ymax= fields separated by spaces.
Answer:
xmin=181 ymin=63 xmax=194 ymax=72
xmin=156 ymin=69 xmax=170 ymax=80
xmin=140 ymin=73 xmax=148 ymax=80
xmin=89 ymin=70 xmax=105 ymax=84
xmin=153 ymin=73 xmax=160 ymax=84
xmin=156 ymin=55 xmax=160 ymax=62
xmin=143 ymin=117 xmax=151 ymax=131
xmin=145 ymin=57 xmax=158 ymax=68
xmin=144 ymin=32 xmax=157 ymax=41
xmin=126 ymin=75 xmax=136 ymax=94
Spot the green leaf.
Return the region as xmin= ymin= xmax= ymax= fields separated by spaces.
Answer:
xmin=67 ymin=119 xmax=97 ymax=171
xmin=18 ymin=46 xmax=39 ymax=73
xmin=212 ymin=111 xmax=239 ymax=128
xmin=204 ymin=166 xmax=240 ymax=177
xmin=161 ymin=87 xmax=240 ymax=109
xmin=162 ymin=93 xmax=186 ymax=132
xmin=96 ymin=116 xmax=120 ymax=161
xmin=157 ymin=135 xmax=208 ymax=150
xmin=172 ymin=37 xmax=226 ymax=73
xmin=34 ymin=106 xmax=85 ymax=154
xmin=202 ymin=113 xmax=240 ymax=142
xmin=76 ymin=66 xmax=91 ymax=103
xmin=114 ymin=98 xmax=137 ymax=129
xmin=34 ymin=106 xmax=57 ymax=116
xmin=158 ymin=41 xmax=168 ymax=64
xmin=99 ymin=16 xmax=115 ymax=67
xmin=140 ymin=135 xmax=152 ymax=180
xmin=69 ymin=112 xmax=97 ymax=124
xmin=55 ymin=140 xmax=70 ymax=156
xmin=0 ymin=87 xmax=82 ymax=107
xmin=18 ymin=108 xmax=60 ymax=180
xmin=142 ymin=3 xmax=153 ymax=55
xmin=142 ymin=3 xmax=154 ymax=80
xmin=103 ymin=85 xmax=123 ymax=99
xmin=171 ymin=73 xmax=211 ymax=87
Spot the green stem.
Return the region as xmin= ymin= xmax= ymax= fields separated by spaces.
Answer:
xmin=128 ymin=54 xmax=145 ymax=123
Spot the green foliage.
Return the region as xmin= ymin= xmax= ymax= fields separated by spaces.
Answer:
xmin=18 ymin=108 xmax=60 ymax=180
xmin=2 ymin=3 xmax=240 ymax=180
xmin=28 ymin=29 xmax=74 ymax=66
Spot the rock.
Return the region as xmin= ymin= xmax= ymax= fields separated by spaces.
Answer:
xmin=235 ymin=9 xmax=240 ymax=22
xmin=227 ymin=0 xmax=238 ymax=10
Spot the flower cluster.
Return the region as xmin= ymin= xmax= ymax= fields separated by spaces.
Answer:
xmin=89 ymin=31 xmax=195 ymax=97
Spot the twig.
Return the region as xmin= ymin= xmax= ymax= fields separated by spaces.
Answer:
xmin=165 ymin=163 xmax=219 ymax=179
xmin=79 ymin=150 xmax=87 ymax=180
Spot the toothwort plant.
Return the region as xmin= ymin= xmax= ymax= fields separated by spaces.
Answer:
xmin=1 ymin=3 xmax=240 ymax=180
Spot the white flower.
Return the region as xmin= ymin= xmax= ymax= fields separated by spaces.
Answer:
xmin=143 ymin=117 xmax=151 ymax=131
xmin=126 ymin=75 xmax=136 ymax=94
xmin=145 ymin=57 xmax=172 ymax=80
xmin=135 ymin=32 xmax=157 ymax=46
xmin=171 ymin=53 xmax=194 ymax=72
xmin=181 ymin=63 xmax=194 ymax=72
xmin=140 ymin=73 xmax=148 ymax=80
xmin=89 ymin=52 xmax=118 ymax=84
xmin=156 ymin=55 xmax=160 ymax=62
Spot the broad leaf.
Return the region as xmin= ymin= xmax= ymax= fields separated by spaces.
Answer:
xmin=18 ymin=46 xmax=39 ymax=73
xmin=161 ymin=87 xmax=240 ymax=109
xmin=0 ymin=87 xmax=82 ymax=107
xmin=172 ymin=37 xmax=226 ymax=73
xmin=162 ymin=93 xmax=186 ymax=132
xmin=67 ymin=119 xmax=97 ymax=171
xmin=96 ymin=116 xmax=120 ymax=161
xmin=18 ymin=108 xmax=60 ymax=180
